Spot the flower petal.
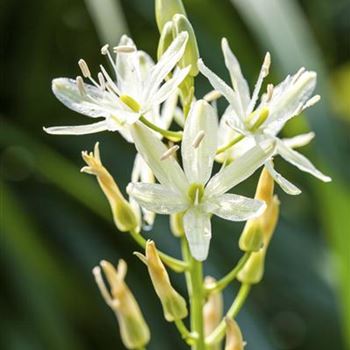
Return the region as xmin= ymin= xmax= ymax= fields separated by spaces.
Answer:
xmin=277 ymin=140 xmax=331 ymax=182
xmin=43 ymin=120 xmax=109 ymax=135
xmin=265 ymin=160 xmax=301 ymax=195
xmin=158 ymin=91 xmax=179 ymax=130
xmin=282 ymin=132 xmax=315 ymax=149
xmin=127 ymin=183 xmax=188 ymax=214
xmin=205 ymin=193 xmax=266 ymax=221
xmin=143 ymin=32 xmax=188 ymax=103
xmin=182 ymin=100 xmax=218 ymax=184
xmin=130 ymin=122 xmax=188 ymax=193
xmin=206 ymin=138 xmax=275 ymax=197
xmin=183 ymin=207 xmax=212 ymax=261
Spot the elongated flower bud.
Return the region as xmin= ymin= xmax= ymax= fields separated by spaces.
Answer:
xmin=173 ymin=14 xmax=199 ymax=76
xmin=225 ymin=318 xmax=244 ymax=350
xmin=137 ymin=240 xmax=188 ymax=321
xmin=170 ymin=212 xmax=185 ymax=237
xmin=204 ymin=277 xmax=223 ymax=350
xmin=158 ymin=21 xmax=175 ymax=60
xmin=93 ymin=260 xmax=150 ymax=349
xmin=155 ymin=0 xmax=186 ymax=32
xmin=81 ymin=142 xmax=139 ymax=232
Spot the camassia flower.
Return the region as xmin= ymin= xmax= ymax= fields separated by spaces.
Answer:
xmin=199 ymin=38 xmax=331 ymax=195
xmin=44 ymin=32 xmax=190 ymax=139
xmin=127 ymin=100 xmax=275 ymax=261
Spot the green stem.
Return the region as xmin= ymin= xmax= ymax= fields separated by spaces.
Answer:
xmin=205 ymin=252 xmax=251 ymax=295
xmin=139 ymin=115 xmax=183 ymax=142
xmin=206 ymin=284 xmax=251 ymax=346
xmin=216 ymin=134 xmax=244 ymax=155
xmin=129 ymin=229 xmax=187 ymax=273
xmin=174 ymin=319 xmax=197 ymax=345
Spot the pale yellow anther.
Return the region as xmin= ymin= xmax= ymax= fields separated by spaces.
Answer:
xmin=78 ymin=58 xmax=91 ymax=78
xmin=113 ymin=45 xmax=136 ymax=53
xmin=262 ymin=52 xmax=271 ymax=77
xmin=303 ymin=94 xmax=321 ymax=110
xmin=203 ymin=90 xmax=222 ymax=102
xmin=101 ymin=44 xmax=109 ymax=55
xmin=292 ymin=67 xmax=306 ymax=84
xmin=76 ymin=76 xmax=86 ymax=97
xmin=98 ymin=72 xmax=106 ymax=91
xmin=192 ymin=130 xmax=205 ymax=148
xmin=160 ymin=145 xmax=179 ymax=160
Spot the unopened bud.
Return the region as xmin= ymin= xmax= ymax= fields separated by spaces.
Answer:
xmin=81 ymin=143 xmax=138 ymax=232
xmin=155 ymin=0 xmax=186 ymax=32
xmin=157 ymin=21 xmax=175 ymax=60
xmin=93 ymin=260 xmax=150 ymax=349
xmin=170 ymin=212 xmax=185 ymax=237
xmin=225 ymin=318 xmax=244 ymax=350
xmin=173 ymin=14 xmax=200 ymax=76
xmin=139 ymin=240 xmax=188 ymax=321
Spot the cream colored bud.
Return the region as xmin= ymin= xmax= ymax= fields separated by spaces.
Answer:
xmin=170 ymin=212 xmax=185 ymax=237
xmin=204 ymin=277 xmax=223 ymax=350
xmin=157 ymin=21 xmax=175 ymax=60
xmin=93 ymin=260 xmax=150 ymax=349
xmin=81 ymin=143 xmax=139 ymax=232
xmin=143 ymin=240 xmax=188 ymax=321
xmin=173 ymin=14 xmax=200 ymax=76
xmin=225 ymin=318 xmax=244 ymax=350
xmin=155 ymin=0 xmax=186 ymax=32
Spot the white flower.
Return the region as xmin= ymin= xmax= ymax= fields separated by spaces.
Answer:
xmin=127 ymin=100 xmax=275 ymax=261
xmin=199 ymin=38 xmax=331 ymax=195
xmin=44 ymin=32 xmax=190 ymax=140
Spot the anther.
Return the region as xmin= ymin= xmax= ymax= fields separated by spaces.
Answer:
xmin=262 ymin=52 xmax=271 ymax=77
xmin=303 ymin=95 xmax=321 ymax=110
xmin=101 ymin=44 xmax=109 ymax=55
xmin=266 ymin=84 xmax=274 ymax=102
xmin=292 ymin=67 xmax=306 ymax=84
xmin=192 ymin=130 xmax=205 ymax=148
xmin=76 ymin=76 xmax=86 ymax=96
xmin=160 ymin=145 xmax=179 ymax=161
xmin=113 ymin=45 xmax=136 ymax=53
xmin=203 ymin=90 xmax=222 ymax=102
xmin=78 ymin=59 xmax=91 ymax=78
xmin=98 ymin=72 xmax=106 ymax=91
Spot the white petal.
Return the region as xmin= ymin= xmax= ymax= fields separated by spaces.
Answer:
xmin=206 ymin=138 xmax=275 ymax=197
xmin=205 ymin=193 xmax=266 ymax=221
xmin=282 ymin=132 xmax=315 ymax=149
xmin=221 ymin=38 xmax=250 ymax=114
xmin=130 ymin=122 xmax=188 ymax=193
xmin=127 ymin=183 xmax=188 ymax=214
xmin=158 ymin=91 xmax=179 ymax=130
xmin=183 ymin=207 xmax=212 ymax=261
xmin=143 ymin=32 xmax=188 ymax=103
xmin=52 ymin=78 xmax=119 ymax=118
xmin=265 ymin=160 xmax=301 ymax=195
xmin=43 ymin=120 xmax=109 ymax=135
xmin=182 ymin=100 xmax=218 ymax=184
xmin=198 ymin=59 xmax=241 ymax=117
xmin=277 ymin=140 xmax=331 ymax=182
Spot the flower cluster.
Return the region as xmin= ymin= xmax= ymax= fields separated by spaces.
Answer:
xmin=45 ymin=0 xmax=331 ymax=348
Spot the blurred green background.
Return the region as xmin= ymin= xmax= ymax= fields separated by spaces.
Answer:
xmin=1 ymin=0 xmax=349 ymax=349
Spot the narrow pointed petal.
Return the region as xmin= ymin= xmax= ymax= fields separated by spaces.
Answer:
xmin=265 ymin=160 xmax=301 ymax=195
xmin=44 ymin=120 xmax=109 ymax=135
xmin=130 ymin=122 xmax=188 ymax=193
xmin=205 ymin=194 xmax=266 ymax=221
xmin=277 ymin=141 xmax=331 ymax=182
xmin=183 ymin=207 xmax=212 ymax=261
xmin=127 ymin=183 xmax=188 ymax=214
xmin=282 ymin=132 xmax=315 ymax=149
xmin=158 ymin=91 xmax=179 ymax=130
xmin=143 ymin=32 xmax=188 ymax=102
xmin=182 ymin=100 xmax=218 ymax=184
xmin=221 ymin=38 xmax=250 ymax=114
xmin=198 ymin=59 xmax=241 ymax=117
xmin=206 ymin=139 xmax=275 ymax=197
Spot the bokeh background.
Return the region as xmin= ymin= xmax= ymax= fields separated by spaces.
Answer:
xmin=1 ymin=0 xmax=349 ymax=349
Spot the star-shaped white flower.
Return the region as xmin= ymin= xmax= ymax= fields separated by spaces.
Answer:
xmin=199 ymin=38 xmax=331 ymax=195
xmin=127 ymin=100 xmax=275 ymax=261
xmin=44 ymin=32 xmax=190 ymax=140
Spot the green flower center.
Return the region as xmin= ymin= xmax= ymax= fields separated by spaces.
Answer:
xmin=187 ymin=183 xmax=205 ymax=205
xmin=120 ymin=94 xmax=141 ymax=112
xmin=246 ymin=107 xmax=269 ymax=132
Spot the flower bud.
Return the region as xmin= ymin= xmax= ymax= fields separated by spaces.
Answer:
xmin=93 ymin=260 xmax=150 ymax=349
xmin=157 ymin=21 xmax=175 ymax=60
xmin=173 ymin=14 xmax=200 ymax=76
xmin=155 ymin=0 xmax=186 ymax=32
xmin=224 ymin=318 xmax=244 ymax=350
xmin=139 ymin=240 xmax=188 ymax=321
xmin=81 ymin=142 xmax=139 ymax=232
xmin=204 ymin=277 xmax=223 ymax=350
xmin=170 ymin=212 xmax=185 ymax=237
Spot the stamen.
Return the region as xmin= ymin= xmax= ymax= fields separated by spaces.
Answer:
xmin=78 ymin=59 xmax=91 ymax=78
xmin=92 ymin=266 xmax=113 ymax=307
xmin=100 ymin=65 xmax=121 ymax=96
xmin=101 ymin=44 xmax=109 ymax=55
xmin=113 ymin=45 xmax=136 ymax=53
xmin=160 ymin=145 xmax=179 ymax=161
xmin=266 ymin=83 xmax=274 ymax=102
xmin=302 ymin=95 xmax=321 ymax=110
xmin=292 ymin=67 xmax=306 ymax=84
xmin=76 ymin=76 xmax=86 ymax=96
xmin=98 ymin=72 xmax=106 ymax=91
xmin=192 ymin=130 xmax=205 ymax=148
xmin=203 ymin=90 xmax=222 ymax=102
xmin=262 ymin=52 xmax=271 ymax=77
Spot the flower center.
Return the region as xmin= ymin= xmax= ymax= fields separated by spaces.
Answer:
xmin=120 ymin=94 xmax=141 ymax=112
xmin=187 ymin=183 xmax=205 ymax=205
xmin=246 ymin=107 xmax=269 ymax=132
